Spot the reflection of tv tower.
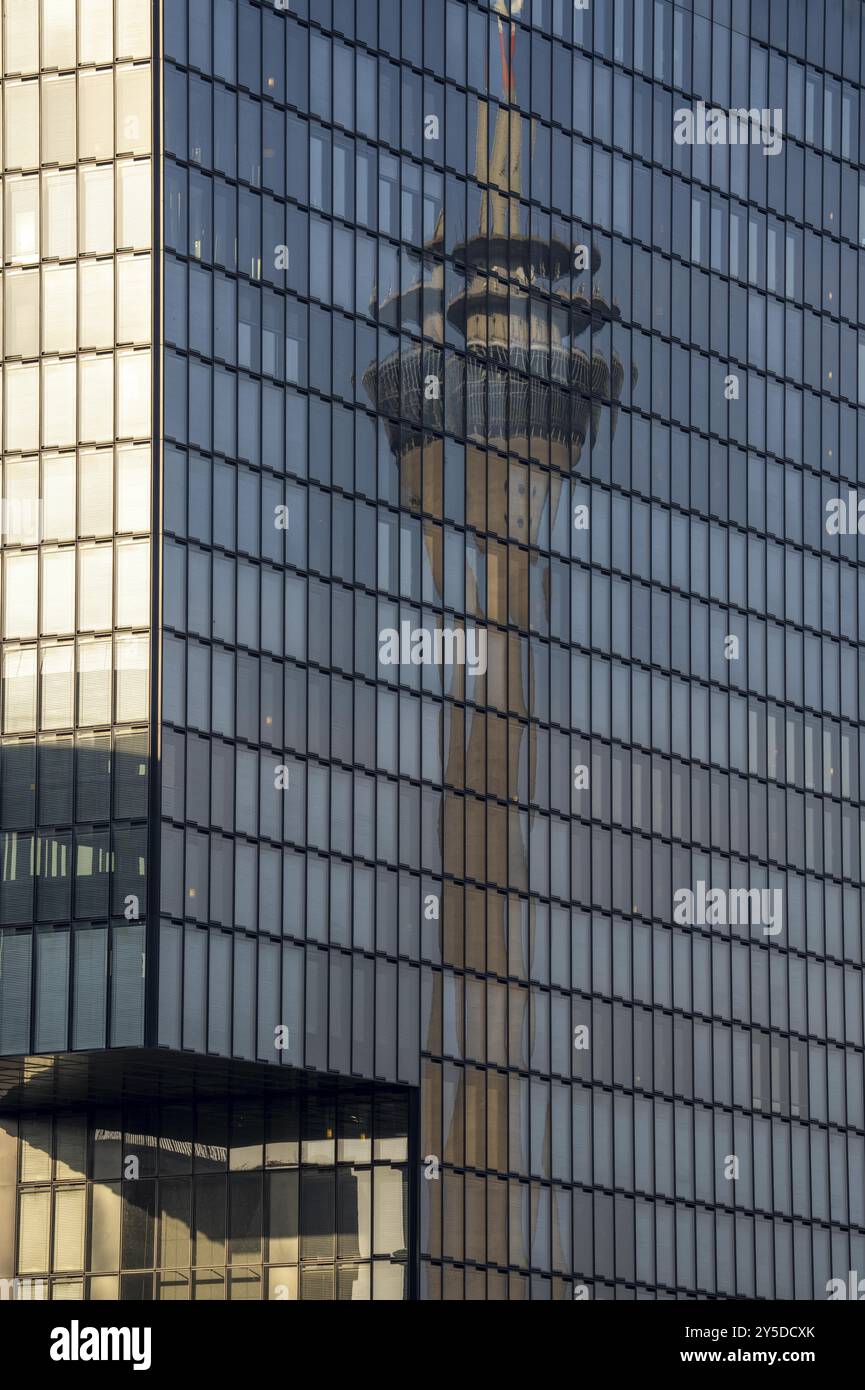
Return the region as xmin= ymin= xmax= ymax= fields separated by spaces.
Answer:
xmin=367 ymin=0 xmax=626 ymax=477
xmin=366 ymin=0 xmax=628 ymax=805
xmin=365 ymin=5 xmax=628 ymax=1241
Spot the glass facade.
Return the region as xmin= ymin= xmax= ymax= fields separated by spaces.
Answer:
xmin=0 ymin=0 xmax=153 ymax=1056
xmin=4 ymin=1088 xmax=409 ymax=1299
xmin=2 ymin=0 xmax=865 ymax=1302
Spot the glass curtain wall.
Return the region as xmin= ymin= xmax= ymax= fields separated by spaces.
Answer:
xmin=153 ymin=0 xmax=865 ymax=1301
xmin=3 ymin=0 xmax=865 ymax=1305
xmin=7 ymin=1089 xmax=409 ymax=1299
xmin=0 ymin=0 xmax=153 ymax=1055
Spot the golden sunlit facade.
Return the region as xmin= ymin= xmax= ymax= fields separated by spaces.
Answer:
xmin=0 ymin=0 xmax=152 ymax=1055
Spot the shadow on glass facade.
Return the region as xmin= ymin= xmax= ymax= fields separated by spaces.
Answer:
xmin=3 ymin=1089 xmax=409 ymax=1299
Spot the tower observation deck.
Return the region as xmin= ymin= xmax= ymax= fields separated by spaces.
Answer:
xmin=364 ymin=3 xmax=629 ymax=469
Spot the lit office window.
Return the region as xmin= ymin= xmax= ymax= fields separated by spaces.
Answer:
xmin=42 ymin=172 xmax=77 ymax=259
xmin=78 ymin=0 xmax=113 ymax=66
xmin=4 ymin=362 xmax=39 ymax=450
xmin=3 ymin=456 xmax=40 ymax=544
xmin=77 ymin=637 xmax=112 ymax=725
xmin=3 ymin=645 xmax=38 ymax=732
xmin=117 ymin=160 xmax=151 ymax=250
xmin=79 ymin=261 xmax=115 ymax=350
xmin=117 ymin=256 xmax=151 ymax=344
xmin=116 ymin=65 xmax=152 ymax=157
xmin=42 ymin=264 xmax=77 ymax=354
xmin=79 ymin=355 xmax=114 ymax=443
xmin=5 ymin=177 xmax=40 ymax=264
xmin=115 ymin=537 xmax=150 ymax=627
xmin=78 ymin=449 xmax=113 ymax=537
xmin=41 ymin=454 xmax=76 ymax=541
xmin=4 ymin=81 xmax=40 ymax=171
xmin=78 ymin=69 xmax=114 ymax=161
xmin=117 ymin=348 xmax=151 ymax=439
xmin=41 ymin=75 xmax=77 ymax=168
xmin=114 ymin=633 xmax=148 ymax=721
xmin=41 ymin=0 xmax=76 ymax=70
xmin=41 ymin=644 xmax=75 ymax=728
xmin=5 ymin=269 xmax=40 ymax=358
xmin=4 ymin=553 xmax=38 ymax=639
xmin=41 ymin=359 xmax=77 ymax=447
xmin=4 ymin=0 xmax=39 ymax=77
xmin=41 ymin=549 xmax=76 ymax=634
xmin=79 ymin=167 xmax=115 ymax=257
xmin=115 ymin=0 xmax=150 ymax=61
